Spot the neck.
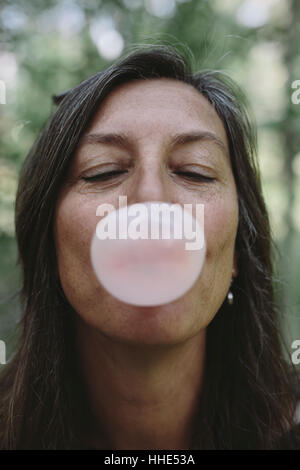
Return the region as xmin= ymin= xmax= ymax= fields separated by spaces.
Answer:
xmin=75 ymin=318 xmax=206 ymax=450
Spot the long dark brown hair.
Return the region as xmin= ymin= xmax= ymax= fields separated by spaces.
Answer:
xmin=0 ymin=45 xmax=299 ymax=449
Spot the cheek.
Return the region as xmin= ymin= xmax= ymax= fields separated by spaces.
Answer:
xmin=54 ymin=194 xmax=99 ymax=294
xmin=189 ymin=191 xmax=238 ymax=326
xmin=204 ymin=192 xmax=238 ymax=265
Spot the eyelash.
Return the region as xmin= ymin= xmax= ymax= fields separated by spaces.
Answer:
xmin=82 ymin=170 xmax=128 ymax=182
xmin=173 ymin=171 xmax=214 ymax=182
xmin=82 ymin=170 xmax=214 ymax=183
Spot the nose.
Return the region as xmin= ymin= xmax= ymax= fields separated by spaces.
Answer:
xmin=128 ymin=158 xmax=172 ymax=205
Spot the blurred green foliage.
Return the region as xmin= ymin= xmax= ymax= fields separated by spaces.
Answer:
xmin=0 ymin=0 xmax=300 ymax=365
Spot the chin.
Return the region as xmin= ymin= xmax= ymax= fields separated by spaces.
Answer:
xmin=102 ymin=299 xmax=203 ymax=346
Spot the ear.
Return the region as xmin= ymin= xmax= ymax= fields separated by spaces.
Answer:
xmin=232 ymin=251 xmax=239 ymax=277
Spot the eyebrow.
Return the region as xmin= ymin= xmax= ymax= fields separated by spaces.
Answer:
xmin=81 ymin=132 xmax=132 ymax=150
xmin=171 ymin=131 xmax=228 ymax=157
xmin=81 ymin=130 xmax=228 ymax=157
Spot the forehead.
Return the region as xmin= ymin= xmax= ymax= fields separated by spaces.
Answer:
xmin=86 ymin=78 xmax=228 ymax=146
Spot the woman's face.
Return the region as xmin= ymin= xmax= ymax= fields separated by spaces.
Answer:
xmin=54 ymin=78 xmax=239 ymax=346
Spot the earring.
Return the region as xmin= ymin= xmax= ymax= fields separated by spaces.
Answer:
xmin=227 ymin=275 xmax=234 ymax=305
xmin=227 ymin=290 xmax=234 ymax=305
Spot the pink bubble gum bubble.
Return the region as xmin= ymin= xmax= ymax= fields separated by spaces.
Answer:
xmin=90 ymin=201 xmax=206 ymax=306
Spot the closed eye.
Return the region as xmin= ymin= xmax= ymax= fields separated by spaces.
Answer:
xmin=173 ymin=171 xmax=215 ymax=182
xmin=82 ymin=170 xmax=214 ymax=184
xmin=82 ymin=170 xmax=128 ymax=182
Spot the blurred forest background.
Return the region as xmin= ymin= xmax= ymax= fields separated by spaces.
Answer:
xmin=0 ymin=0 xmax=300 ymax=364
